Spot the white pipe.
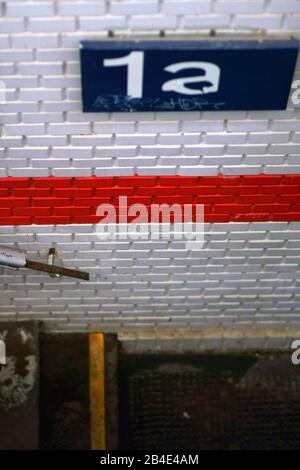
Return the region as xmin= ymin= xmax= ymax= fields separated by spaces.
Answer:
xmin=0 ymin=245 xmax=26 ymax=268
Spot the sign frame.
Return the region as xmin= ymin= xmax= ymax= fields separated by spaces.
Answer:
xmin=80 ymin=38 xmax=299 ymax=112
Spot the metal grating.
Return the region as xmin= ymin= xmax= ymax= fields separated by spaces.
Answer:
xmin=120 ymin=353 xmax=300 ymax=450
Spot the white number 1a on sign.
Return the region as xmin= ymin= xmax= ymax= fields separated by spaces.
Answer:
xmin=103 ymin=51 xmax=220 ymax=98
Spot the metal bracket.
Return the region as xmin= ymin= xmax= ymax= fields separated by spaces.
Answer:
xmin=0 ymin=244 xmax=90 ymax=281
xmin=47 ymin=248 xmax=62 ymax=278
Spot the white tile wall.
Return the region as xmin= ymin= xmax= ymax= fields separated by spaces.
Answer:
xmin=0 ymin=0 xmax=299 ymax=332
xmin=0 ymin=222 xmax=299 ymax=331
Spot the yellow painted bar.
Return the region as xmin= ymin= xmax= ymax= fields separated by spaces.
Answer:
xmin=89 ymin=333 xmax=106 ymax=450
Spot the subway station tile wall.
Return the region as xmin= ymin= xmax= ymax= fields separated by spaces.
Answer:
xmin=0 ymin=0 xmax=300 ymax=330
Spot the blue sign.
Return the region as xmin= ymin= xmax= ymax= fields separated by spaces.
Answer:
xmin=80 ymin=39 xmax=298 ymax=112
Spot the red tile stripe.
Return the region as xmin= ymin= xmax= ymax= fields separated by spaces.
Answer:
xmin=0 ymin=175 xmax=300 ymax=225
